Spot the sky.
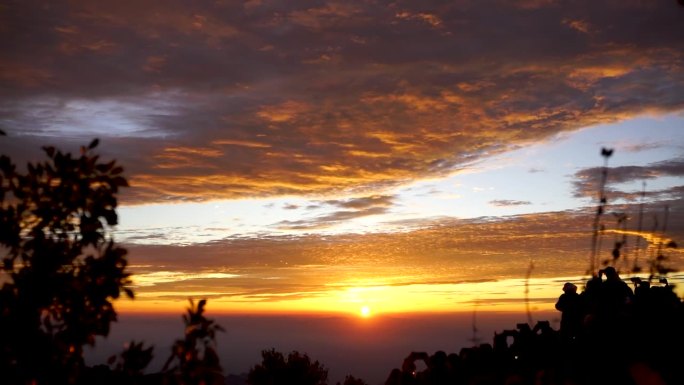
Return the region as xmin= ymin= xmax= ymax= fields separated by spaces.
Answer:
xmin=2 ymin=0 xmax=684 ymax=382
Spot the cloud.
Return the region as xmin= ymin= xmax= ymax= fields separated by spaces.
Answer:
xmin=324 ymin=195 xmax=395 ymax=209
xmin=122 ymin=204 xmax=683 ymax=304
xmin=562 ymin=19 xmax=592 ymax=34
xmin=256 ymin=101 xmax=311 ymax=123
xmin=1 ymin=1 xmax=684 ymax=204
xmin=395 ymin=11 xmax=444 ymax=29
xmin=132 ymin=271 xmax=240 ymax=287
xmin=489 ymin=200 xmax=532 ymax=207
xmin=288 ymin=2 xmax=363 ymax=30
xmin=612 ymin=141 xmax=667 ymax=153
xmin=510 ymin=0 xmax=558 ymax=10
xmin=573 ymin=158 xmax=684 ymax=200
xmin=274 ymin=195 xmax=395 ymax=230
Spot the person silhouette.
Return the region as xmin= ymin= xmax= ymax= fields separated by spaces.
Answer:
xmin=555 ymin=282 xmax=583 ymax=342
xmin=598 ymin=267 xmax=634 ymax=315
xmin=556 ymin=282 xmax=584 ymax=342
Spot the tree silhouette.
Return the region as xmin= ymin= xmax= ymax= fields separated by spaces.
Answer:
xmin=0 ymin=138 xmax=132 ymax=384
xmin=248 ymin=349 xmax=329 ymax=385
xmin=162 ymin=299 xmax=224 ymax=385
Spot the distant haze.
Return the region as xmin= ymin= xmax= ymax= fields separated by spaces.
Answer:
xmin=86 ymin=311 xmax=558 ymax=385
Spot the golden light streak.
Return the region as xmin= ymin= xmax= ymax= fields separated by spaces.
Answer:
xmin=604 ymin=229 xmax=677 ymax=249
xmin=116 ymin=276 xmax=590 ymax=315
xmin=159 ymin=146 xmax=224 ymax=158
xmin=131 ymin=271 xmax=240 ymax=286
xmin=212 ymin=139 xmax=272 ymax=148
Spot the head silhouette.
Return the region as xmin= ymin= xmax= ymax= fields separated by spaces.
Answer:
xmin=603 ymin=266 xmax=618 ymax=280
xmin=563 ymin=282 xmax=577 ymax=293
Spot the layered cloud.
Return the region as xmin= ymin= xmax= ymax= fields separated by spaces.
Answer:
xmin=122 ymin=205 xmax=683 ymax=308
xmin=490 ymin=200 xmax=532 ymax=207
xmin=573 ymin=158 xmax=684 ymax=201
xmin=274 ymin=194 xmax=395 ymax=229
xmin=2 ymin=0 xmax=683 ymax=204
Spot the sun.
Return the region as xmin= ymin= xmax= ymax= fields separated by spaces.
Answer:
xmin=360 ymin=305 xmax=371 ymax=318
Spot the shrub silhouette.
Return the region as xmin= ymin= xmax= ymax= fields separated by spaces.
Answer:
xmin=110 ymin=340 xmax=155 ymax=379
xmin=337 ymin=375 xmax=368 ymax=385
xmin=0 ymin=138 xmax=132 ymax=384
xmin=162 ymin=298 xmax=224 ymax=385
xmin=248 ymin=349 xmax=329 ymax=385
xmin=81 ymin=340 xmax=155 ymax=385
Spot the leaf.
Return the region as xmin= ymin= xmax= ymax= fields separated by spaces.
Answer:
xmin=88 ymin=138 xmax=100 ymax=149
xmin=124 ymin=287 xmax=135 ymax=299
xmin=96 ymin=160 xmax=115 ymax=173
xmin=601 ymin=147 xmax=614 ymax=157
xmin=103 ymin=209 xmax=118 ymax=226
xmin=43 ymin=146 xmax=56 ymax=158
xmin=111 ymin=176 xmax=129 ymax=187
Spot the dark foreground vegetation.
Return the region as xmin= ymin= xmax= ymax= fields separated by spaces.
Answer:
xmin=1 ymin=135 xmax=681 ymax=385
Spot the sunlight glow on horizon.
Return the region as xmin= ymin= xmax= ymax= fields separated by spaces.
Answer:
xmin=360 ymin=305 xmax=371 ymax=318
xmin=116 ymin=271 xmax=684 ymax=317
xmin=113 ymin=276 xmax=592 ymax=315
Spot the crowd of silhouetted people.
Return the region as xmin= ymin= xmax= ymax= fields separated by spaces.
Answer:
xmin=384 ymin=268 xmax=684 ymax=385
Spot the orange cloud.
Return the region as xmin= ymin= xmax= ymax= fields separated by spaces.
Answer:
xmin=288 ymin=3 xmax=362 ymax=29
xmin=395 ymin=11 xmax=444 ymax=28
xmin=257 ymin=101 xmax=311 ymax=123
xmin=143 ymin=55 xmax=167 ymax=73
xmin=0 ymin=62 xmax=53 ymax=87
xmin=212 ymin=139 xmax=272 ymax=148
xmin=118 ymin=207 xmax=683 ymax=312
xmin=2 ymin=0 xmax=683 ymax=205
xmin=562 ymin=18 xmax=592 ymax=34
